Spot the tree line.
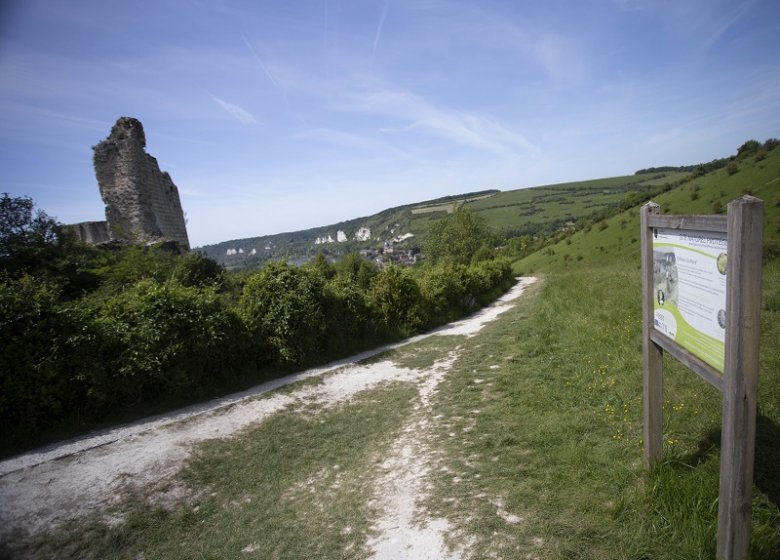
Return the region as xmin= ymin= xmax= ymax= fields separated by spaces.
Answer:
xmin=1 ymin=196 xmax=512 ymax=454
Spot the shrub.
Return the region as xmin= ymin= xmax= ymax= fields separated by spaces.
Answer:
xmin=0 ymin=275 xmax=92 ymax=436
xmin=172 ymin=251 xmax=226 ymax=288
xmin=419 ymin=262 xmax=471 ymax=325
xmin=98 ymin=279 xmax=235 ymax=401
xmin=238 ymin=262 xmax=328 ymax=365
xmin=334 ymin=252 xmax=378 ymax=289
xmin=94 ymin=244 xmax=176 ymax=291
xmin=466 ymin=258 xmax=514 ymax=306
xmin=322 ymin=276 xmax=377 ymax=355
xmin=424 ymin=207 xmax=497 ymax=265
xmin=368 ymin=266 xmax=427 ymax=336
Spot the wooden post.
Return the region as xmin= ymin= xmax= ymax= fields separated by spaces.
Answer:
xmin=717 ymin=196 xmax=764 ymax=560
xmin=641 ymin=202 xmax=664 ymax=468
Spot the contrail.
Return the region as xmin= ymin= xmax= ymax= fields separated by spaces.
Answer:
xmin=373 ymin=0 xmax=390 ymax=57
xmin=242 ymin=33 xmax=279 ymax=88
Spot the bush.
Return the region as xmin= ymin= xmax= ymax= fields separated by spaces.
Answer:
xmin=466 ymin=258 xmax=514 ymax=306
xmin=322 ymin=276 xmax=377 ymax=355
xmin=334 ymin=252 xmax=378 ymax=289
xmin=419 ymin=262 xmax=471 ymax=325
xmin=172 ymin=251 xmax=225 ymax=288
xmin=424 ymin=207 xmax=497 ymax=265
xmin=368 ymin=266 xmax=427 ymax=336
xmin=0 ymin=275 xmax=93 ymax=436
xmin=94 ymin=244 xmax=176 ymax=291
xmin=98 ymin=279 xmax=236 ymax=401
xmin=238 ymin=262 xmax=328 ymax=365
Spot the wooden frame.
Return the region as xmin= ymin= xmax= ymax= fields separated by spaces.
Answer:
xmin=640 ymin=196 xmax=764 ymax=560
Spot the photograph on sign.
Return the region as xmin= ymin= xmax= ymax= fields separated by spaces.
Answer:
xmin=652 ymin=228 xmax=727 ymax=372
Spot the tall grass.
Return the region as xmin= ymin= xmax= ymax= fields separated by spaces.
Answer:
xmin=425 ymin=260 xmax=780 ymax=558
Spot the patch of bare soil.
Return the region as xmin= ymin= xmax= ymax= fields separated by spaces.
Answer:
xmin=0 ymin=278 xmax=536 ymax=554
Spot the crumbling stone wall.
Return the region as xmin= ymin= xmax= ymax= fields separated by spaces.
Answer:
xmin=93 ymin=117 xmax=190 ymax=250
xmin=61 ymin=221 xmax=111 ymax=245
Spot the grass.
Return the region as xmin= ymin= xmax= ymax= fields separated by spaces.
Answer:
xmin=513 ymin=147 xmax=780 ymax=275
xmin=8 ymin=261 xmax=779 ymax=559
xmin=465 ymin=172 xmax=684 ymax=232
xmin=12 ymin=382 xmax=419 ymax=560
xmin=423 ymin=261 xmax=780 ymax=559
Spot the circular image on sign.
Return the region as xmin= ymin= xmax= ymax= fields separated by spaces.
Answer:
xmin=717 ymin=309 xmax=726 ymax=329
xmin=716 ymin=253 xmax=727 ymax=275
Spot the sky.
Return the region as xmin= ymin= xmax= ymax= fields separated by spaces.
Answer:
xmin=1 ymin=0 xmax=779 ymax=248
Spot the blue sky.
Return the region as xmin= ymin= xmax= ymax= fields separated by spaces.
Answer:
xmin=1 ymin=0 xmax=778 ymax=247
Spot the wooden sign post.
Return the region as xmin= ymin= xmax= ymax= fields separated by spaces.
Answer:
xmin=640 ymin=195 xmax=764 ymax=560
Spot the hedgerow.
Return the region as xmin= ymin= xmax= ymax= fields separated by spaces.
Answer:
xmin=0 ymin=196 xmax=515 ymax=454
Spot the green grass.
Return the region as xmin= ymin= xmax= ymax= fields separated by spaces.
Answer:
xmin=8 ymin=262 xmax=779 ymax=559
xmin=13 ymin=383 xmax=419 ymax=560
xmin=423 ymin=261 xmax=780 ymax=559
xmin=465 ymin=172 xmax=684 ymax=232
xmin=513 ymin=148 xmax=780 ymax=275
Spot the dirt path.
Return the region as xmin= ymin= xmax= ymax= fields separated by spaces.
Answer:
xmin=0 ymin=278 xmax=536 ymax=556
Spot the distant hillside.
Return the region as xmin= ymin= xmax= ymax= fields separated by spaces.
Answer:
xmin=198 ymin=171 xmax=684 ymax=270
xmin=512 ymin=141 xmax=780 ymax=274
xmin=197 ymin=190 xmax=499 ymax=270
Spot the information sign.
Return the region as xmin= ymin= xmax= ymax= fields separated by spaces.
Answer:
xmin=652 ymin=228 xmax=727 ymax=372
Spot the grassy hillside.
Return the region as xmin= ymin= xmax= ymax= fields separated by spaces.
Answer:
xmin=513 ymin=147 xmax=780 ymax=275
xmin=199 ymin=172 xmax=684 ymax=270
xmin=466 ymin=172 xmax=688 ymax=235
xmin=494 ymin=143 xmax=780 ymax=557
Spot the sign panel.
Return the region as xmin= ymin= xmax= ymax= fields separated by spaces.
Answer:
xmin=652 ymin=228 xmax=727 ymax=372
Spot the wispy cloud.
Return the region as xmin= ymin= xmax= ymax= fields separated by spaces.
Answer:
xmin=294 ymin=126 xmax=414 ymax=160
xmin=341 ymin=89 xmax=539 ymax=159
xmin=241 ymin=34 xmax=280 ymax=88
xmin=700 ymin=1 xmax=751 ymax=50
xmin=373 ymin=1 xmax=390 ymax=57
xmin=210 ymin=95 xmax=256 ymax=125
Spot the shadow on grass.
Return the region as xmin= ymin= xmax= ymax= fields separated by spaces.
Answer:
xmin=674 ymin=413 xmax=780 ymax=509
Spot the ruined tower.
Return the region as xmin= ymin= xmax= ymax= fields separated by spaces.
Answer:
xmin=92 ymin=117 xmax=190 ymax=250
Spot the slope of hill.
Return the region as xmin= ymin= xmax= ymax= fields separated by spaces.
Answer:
xmin=512 ymin=145 xmax=780 ymax=275
xmin=198 ymin=172 xmax=684 ymax=270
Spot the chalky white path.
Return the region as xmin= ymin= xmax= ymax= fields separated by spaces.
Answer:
xmin=0 ymin=277 xmax=535 ymax=548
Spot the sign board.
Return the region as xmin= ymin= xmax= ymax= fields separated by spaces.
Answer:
xmin=652 ymin=228 xmax=727 ymax=372
xmin=640 ymin=197 xmax=764 ymax=560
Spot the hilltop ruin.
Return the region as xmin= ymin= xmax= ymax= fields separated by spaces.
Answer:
xmin=66 ymin=117 xmax=190 ymax=250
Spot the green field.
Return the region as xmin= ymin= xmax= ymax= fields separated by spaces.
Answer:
xmin=466 ymin=172 xmax=688 ymax=233
xmin=513 ymin=150 xmax=780 ymax=274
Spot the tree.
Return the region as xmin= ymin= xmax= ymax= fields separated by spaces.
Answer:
xmin=423 ymin=206 xmax=496 ymax=265
xmin=737 ymin=140 xmax=761 ymax=160
xmin=0 ymin=193 xmax=59 ymax=271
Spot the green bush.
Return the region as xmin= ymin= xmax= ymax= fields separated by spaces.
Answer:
xmin=423 ymin=206 xmax=497 ymax=265
xmin=98 ymin=279 xmax=236 ymax=401
xmin=466 ymin=258 xmax=514 ymax=306
xmin=419 ymin=262 xmax=471 ymax=325
xmin=238 ymin=262 xmax=328 ymax=365
xmin=334 ymin=252 xmax=378 ymax=289
xmin=172 ymin=251 xmax=226 ymax=288
xmin=368 ymin=266 xmax=427 ymax=337
xmin=0 ymin=275 xmax=91 ymax=436
xmin=322 ymin=276 xmax=378 ymax=355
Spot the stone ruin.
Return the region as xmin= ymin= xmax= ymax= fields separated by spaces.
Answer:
xmin=66 ymin=117 xmax=190 ymax=251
